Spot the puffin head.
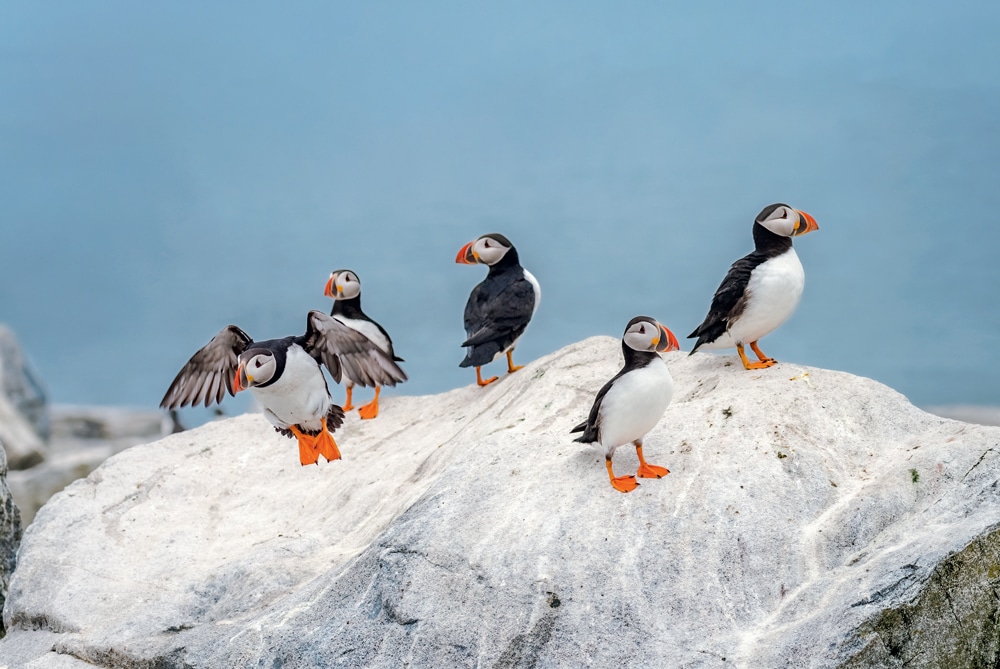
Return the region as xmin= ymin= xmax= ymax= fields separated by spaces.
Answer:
xmin=623 ymin=316 xmax=680 ymax=354
xmin=324 ymin=269 xmax=361 ymax=300
xmin=755 ymin=203 xmax=819 ymax=237
xmin=234 ymin=349 xmax=277 ymax=392
xmin=456 ymin=233 xmax=516 ymax=266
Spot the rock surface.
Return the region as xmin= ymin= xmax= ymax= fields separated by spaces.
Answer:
xmin=0 ymin=327 xmax=47 ymax=471
xmin=1 ymin=337 xmax=999 ymax=668
xmin=7 ymin=405 xmax=168 ymax=525
xmin=0 ymin=443 xmax=23 ymax=640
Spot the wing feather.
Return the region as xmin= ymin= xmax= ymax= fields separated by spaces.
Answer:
xmin=160 ymin=325 xmax=252 ymax=410
xmin=304 ymin=311 xmax=407 ymax=388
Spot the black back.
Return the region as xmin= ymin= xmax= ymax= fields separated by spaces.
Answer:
xmin=687 ymin=205 xmax=794 ymax=352
xmin=460 ymin=258 xmax=535 ymax=368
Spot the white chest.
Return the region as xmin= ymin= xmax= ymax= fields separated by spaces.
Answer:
xmin=598 ymin=360 xmax=674 ymax=453
xmin=250 ymin=345 xmax=330 ymax=430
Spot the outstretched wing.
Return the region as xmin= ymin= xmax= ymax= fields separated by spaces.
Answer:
xmin=160 ymin=325 xmax=253 ymax=409
xmin=304 ymin=311 xmax=408 ymax=388
xmin=462 ymin=277 xmax=536 ymax=347
xmin=688 ymin=252 xmax=760 ymax=351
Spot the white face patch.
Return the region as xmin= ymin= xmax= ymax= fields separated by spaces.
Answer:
xmin=335 ymin=271 xmax=361 ymax=300
xmin=623 ymin=320 xmax=658 ymax=352
xmin=758 ymin=205 xmax=798 ymax=237
xmin=473 ymin=236 xmax=511 ymax=266
xmin=243 ymin=352 xmax=277 ymax=387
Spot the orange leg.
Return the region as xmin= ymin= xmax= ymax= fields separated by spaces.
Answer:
xmin=749 ymin=341 xmax=776 ymax=364
xmin=288 ymin=425 xmax=320 ymax=466
xmin=342 ymin=386 xmax=354 ymax=412
xmin=606 ymin=456 xmax=638 ymax=493
xmin=314 ymin=417 xmax=342 ymax=462
xmin=635 ymin=441 xmax=669 ymax=479
xmin=476 ymin=367 xmax=498 ymax=387
xmin=358 ymin=386 xmax=381 ymax=420
xmin=737 ymin=343 xmax=775 ymax=370
xmin=506 ymin=350 xmax=524 ymax=374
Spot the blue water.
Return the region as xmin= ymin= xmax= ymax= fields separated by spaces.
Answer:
xmin=2 ymin=2 xmax=998 ymax=413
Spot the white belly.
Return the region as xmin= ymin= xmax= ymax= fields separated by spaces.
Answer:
xmin=598 ymin=360 xmax=674 ymax=454
xmin=706 ymin=249 xmax=805 ymax=349
xmin=250 ymin=346 xmax=331 ymax=431
xmin=333 ymin=316 xmax=390 ymax=387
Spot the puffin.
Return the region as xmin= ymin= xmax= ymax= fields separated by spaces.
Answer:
xmin=571 ymin=316 xmax=680 ymax=493
xmin=323 ymin=269 xmax=407 ymax=419
xmin=160 ymin=310 xmax=406 ymax=466
xmin=688 ymin=203 xmax=819 ymax=369
xmin=456 ymin=233 xmax=540 ymax=386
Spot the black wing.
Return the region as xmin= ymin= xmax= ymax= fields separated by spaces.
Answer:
xmin=304 ymin=311 xmax=408 ymax=388
xmin=160 ymin=325 xmax=253 ymax=409
xmin=462 ymin=277 xmax=536 ymax=347
xmin=688 ymin=252 xmax=762 ymax=352
xmin=571 ymin=370 xmax=628 ymax=444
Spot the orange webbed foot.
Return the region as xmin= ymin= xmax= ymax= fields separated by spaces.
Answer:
xmin=606 ymin=457 xmax=639 ymax=493
xmin=505 ymin=350 xmax=524 ymax=374
xmin=637 ymin=463 xmax=670 ymax=479
xmin=611 ymin=475 xmax=639 ymax=493
xmin=358 ymin=387 xmax=381 ymax=420
xmin=314 ymin=419 xmax=342 ymax=462
xmin=634 ymin=442 xmax=669 ymax=479
xmin=289 ymin=426 xmax=320 ymax=466
xmin=475 ymin=367 xmax=498 ymax=387
xmin=744 ymin=359 xmax=776 ymax=370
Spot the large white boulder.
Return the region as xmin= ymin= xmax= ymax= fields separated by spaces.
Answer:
xmin=1 ymin=337 xmax=998 ymax=668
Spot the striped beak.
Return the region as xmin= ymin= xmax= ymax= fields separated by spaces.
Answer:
xmin=323 ymin=274 xmax=337 ymax=298
xmin=654 ymin=324 xmax=680 ymax=353
xmin=793 ymin=210 xmax=819 ymax=236
xmin=456 ymin=241 xmax=477 ymax=264
xmin=233 ymin=362 xmax=251 ymax=393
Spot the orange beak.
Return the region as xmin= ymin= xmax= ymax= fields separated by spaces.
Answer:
xmin=323 ymin=274 xmax=336 ymax=298
xmin=456 ymin=241 xmax=476 ymax=264
xmin=794 ymin=210 xmax=819 ymax=236
xmin=233 ymin=362 xmax=247 ymax=393
xmin=655 ymin=324 xmax=680 ymax=353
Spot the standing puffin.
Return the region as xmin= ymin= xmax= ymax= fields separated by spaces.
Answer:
xmin=323 ymin=269 xmax=407 ymax=419
xmin=571 ymin=316 xmax=680 ymax=493
xmin=688 ymin=203 xmax=819 ymax=369
xmin=160 ymin=311 xmax=406 ymax=466
xmin=456 ymin=233 xmax=540 ymax=386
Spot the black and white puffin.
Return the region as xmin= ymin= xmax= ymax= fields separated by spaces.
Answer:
xmin=688 ymin=203 xmax=819 ymax=369
xmin=456 ymin=233 xmax=540 ymax=386
xmin=571 ymin=316 xmax=680 ymax=493
xmin=160 ymin=311 xmax=406 ymax=466
xmin=323 ymin=269 xmax=407 ymax=419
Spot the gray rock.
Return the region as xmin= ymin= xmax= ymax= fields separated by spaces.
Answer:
xmin=0 ymin=441 xmax=23 ymax=640
xmin=1 ymin=337 xmax=999 ymax=668
xmin=7 ymin=405 xmax=169 ymax=525
xmin=0 ymin=326 xmax=49 ymax=444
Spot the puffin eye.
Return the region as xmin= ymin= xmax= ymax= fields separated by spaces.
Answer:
xmin=639 ymin=325 xmax=645 ymax=334
xmin=255 ymin=359 xmax=262 ymax=368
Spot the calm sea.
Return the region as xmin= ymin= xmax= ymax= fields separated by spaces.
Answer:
xmin=2 ymin=3 xmax=998 ymax=415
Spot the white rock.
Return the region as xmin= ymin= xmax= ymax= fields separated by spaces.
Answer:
xmin=1 ymin=337 xmax=999 ymax=668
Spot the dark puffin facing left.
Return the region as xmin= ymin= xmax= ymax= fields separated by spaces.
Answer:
xmin=456 ymin=233 xmax=540 ymax=387
xmin=688 ymin=203 xmax=819 ymax=369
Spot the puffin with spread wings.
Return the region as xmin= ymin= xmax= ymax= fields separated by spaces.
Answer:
xmin=160 ymin=310 xmax=406 ymax=466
